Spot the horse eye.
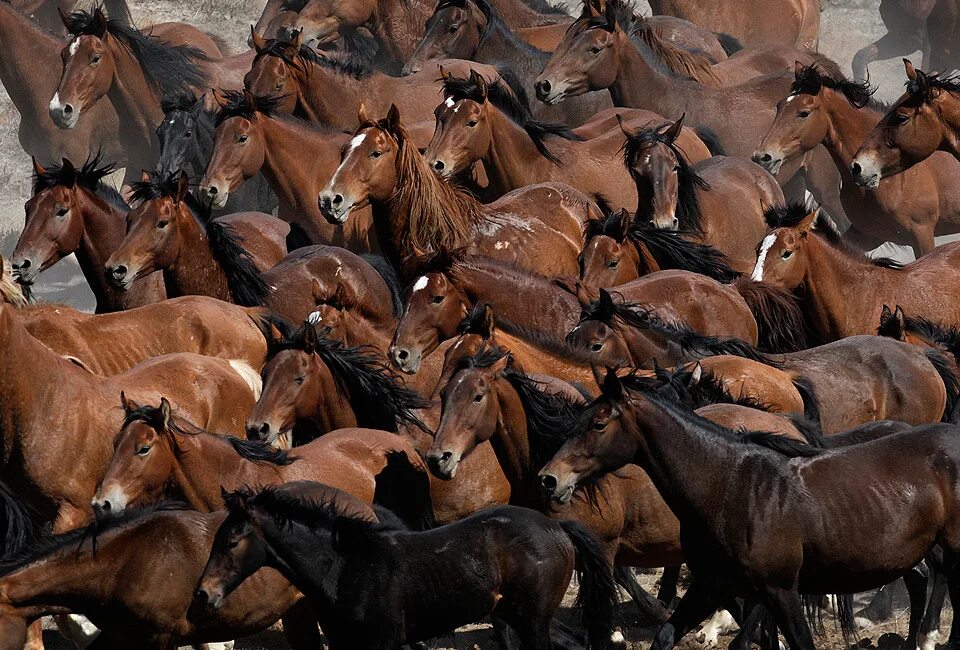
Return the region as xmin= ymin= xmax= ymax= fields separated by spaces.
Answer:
xmin=589 ymin=46 xmax=602 ymax=54
xmin=591 ymin=342 xmax=603 ymax=352
xmin=607 ymin=259 xmax=619 ymax=268
xmin=137 ymin=445 xmax=151 ymax=456
xmin=91 ymin=54 xmax=102 ymax=65
xmin=782 ymin=250 xmax=793 ymax=260
xmin=157 ymin=220 xmax=169 ymax=229
xmin=431 ymin=295 xmax=444 ymax=304
xmin=593 ymin=420 xmax=606 ymax=431
xmin=798 ymin=110 xmax=810 ymax=118
xmin=893 ymin=114 xmax=910 ymax=125
xmin=473 ymin=394 xmax=483 ymax=402
xmin=370 ymin=151 xmax=383 ymax=159
xmin=55 ymin=207 xmax=68 ymax=218
xmin=238 ymin=135 xmax=249 ymax=144
xmin=294 ymin=375 xmax=305 ymax=385
xmin=467 ymin=120 xmax=479 ymax=127
xmin=227 ymin=539 xmax=240 ymax=550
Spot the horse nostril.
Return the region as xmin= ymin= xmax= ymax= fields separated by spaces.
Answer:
xmin=100 ymin=500 xmax=111 ymax=512
xmin=332 ymin=194 xmax=343 ymax=206
xmin=62 ymin=103 xmax=74 ymax=115
xmin=851 ymin=162 xmax=862 ymax=176
xmin=537 ymin=80 xmax=551 ymax=95
xmin=14 ymin=259 xmax=29 ymax=270
xmin=758 ymin=153 xmax=772 ymax=163
xmin=440 ymin=451 xmax=452 ymax=462
xmin=206 ymin=186 xmax=218 ymax=196
xmin=259 ymin=423 xmax=270 ymax=434
xmin=541 ymin=474 xmax=558 ymax=493
xmin=397 ymin=349 xmax=409 ymax=361
xmin=671 ymin=217 xmax=679 ymax=230
xmin=112 ymin=265 xmax=127 ymax=278
xmin=195 ymin=588 xmax=209 ymax=605
xmin=433 ymin=160 xmax=445 ymax=172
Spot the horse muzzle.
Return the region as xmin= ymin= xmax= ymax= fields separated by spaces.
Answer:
xmin=199 ymin=183 xmax=230 ymax=210
xmin=539 ymin=471 xmax=576 ymax=504
xmin=751 ymin=151 xmax=784 ymax=176
xmin=850 ymin=156 xmax=881 ymax=189
xmin=105 ymin=263 xmax=136 ymax=291
xmin=426 ymin=449 xmax=460 ymax=480
xmin=49 ymin=93 xmax=80 ymax=129
xmin=194 ymin=587 xmax=224 ymax=613
xmin=534 ymin=78 xmax=570 ymax=105
xmin=10 ymin=257 xmax=39 ymax=286
xmin=388 ymin=345 xmax=422 ymax=374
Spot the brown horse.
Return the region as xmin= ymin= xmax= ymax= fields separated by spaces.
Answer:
xmin=200 ymin=90 xmax=376 ymax=250
xmin=17 ymin=296 xmax=276 ymax=375
xmin=105 ymin=169 xmax=288 ymax=306
xmin=852 ymin=0 xmax=935 ymax=81
xmin=852 ymin=60 xmax=960 ymax=188
xmin=318 ymin=104 xmax=596 ymax=277
xmin=648 ymin=0 xmax=820 ymax=49
xmin=424 ymin=71 xmax=711 ymax=209
xmin=0 ymin=302 xmax=260 ymax=532
xmin=12 ymin=155 xmax=165 ymax=313
xmin=50 ymin=8 xmax=229 ymax=176
xmin=755 ymin=63 xmax=960 ymax=257
xmin=620 ymin=115 xmax=779 ymax=270
xmin=0 ymin=1 xmax=121 ymax=166
xmin=752 ymin=203 xmax=960 ymax=340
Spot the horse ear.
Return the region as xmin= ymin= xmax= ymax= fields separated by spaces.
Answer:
xmin=617 ymin=208 xmax=632 ymax=235
xmin=904 ymin=58 xmax=918 ymax=81
xmin=173 ymin=171 xmax=190 ymax=204
xmin=158 ymin=397 xmax=172 ymax=431
xmin=60 ymin=158 xmax=77 ymax=186
xmin=438 ymin=64 xmax=450 ymax=80
xmin=303 ymin=320 xmax=318 ymax=350
xmin=32 ymin=157 xmax=46 ymax=179
xmin=880 ymin=304 xmax=893 ymax=321
xmin=480 ymin=303 xmax=496 ymax=337
xmin=243 ymin=89 xmax=258 ymax=113
xmin=582 ymin=0 xmax=601 ymax=18
xmin=601 ymin=366 xmax=624 ymax=401
xmin=470 ymin=69 xmax=488 ymax=100
xmin=283 ymin=28 xmax=303 ymax=59
xmin=211 ymin=88 xmax=229 ymax=108
xmin=793 ymin=60 xmax=806 ymax=79
xmin=91 ymin=7 xmax=108 ymax=38
xmin=689 ymin=362 xmax=703 ymax=386
xmin=385 ymin=104 xmax=402 ymax=132
xmin=357 ymin=101 xmax=371 ymax=125
xmin=58 ymin=6 xmax=72 ymax=30
xmin=140 ymin=169 xmax=152 ymax=183
xmin=797 ymin=207 xmax=820 ymax=234
xmin=120 ymin=390 xmax=131 ymax=413
xmin=660 ymin=114 xmax=684 ymax=143
xmin=332 ymin=282 xmax=349 ymax=309
xmin=894 ymin=305 xmax=907 ymax=331
xmin=590 ymin=364 xmax=606 ymax=389
xmin=598 ymin=287 xmax=614 ymax=310
xmin=575 ymin=282 xmax=595 ymax=308
xmin=311 ymin=278 xmax=325 ymax=304
xmin=490 ymin=352 xmax=510 ymax=375
xmin=250 ymin=26 xmax=267 ymax=54
xmin=616 ymin=114 xmax=637 ymax=140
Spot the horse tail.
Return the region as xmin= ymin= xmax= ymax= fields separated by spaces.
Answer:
xmin=714 ymin=32 xmax=743 ymax=56
xmin=694 ymin=126 xmax=725 ymax=156
xmin=0 ymin=481 xmax=34 ymax=557
xmin=733 ymin=278 xmax=810 ymax=353
xmin=785 ymin=415 xmax=827 ymax=448
xmin=802 ymin=594 xmax=856 ymax=642
xmin=558 ymin=520 xmax=617 ymax=649
xmin=925 ymin=348 xmax=960 ymax=423
xmin=373 ymin=451 xmax=437 ymax=531
xmin=792 ymin=377 xmax=822 ymax=428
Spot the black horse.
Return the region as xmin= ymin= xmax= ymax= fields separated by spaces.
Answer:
xmin=196 ymin=486 xmax=617 ymax=649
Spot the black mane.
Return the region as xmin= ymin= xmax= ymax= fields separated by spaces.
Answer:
xmin=791 ymin=64 xmax=880 ymax=110
xmin=254 ymin=37 xmax=372 ymax=79
xmin=64 ymin=8 xmax=209 ymax=97
xmin=215 ymin=89 xmax=290 ymax=126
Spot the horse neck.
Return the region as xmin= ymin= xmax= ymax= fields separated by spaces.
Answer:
xmin=0 ymin=4 xmax=57 ymax=125
xmin=819 ymin=91 xmax=882 ymax=172
xmin=295 ymin=65 xmax=365 ymax=127
xmin=489 ymin=379 xmax=537 ymax=496
xmin=610 ymin=32 xmax=689 ymax=110
xmin=453 ymin=261 xmax=576 ymax=329
xmin=74 ymin=190 xmax=129 ymax=306
xmin=164 ymin=210 xmax=231 ymax=301
xmin=938 ymin=94 xmax=960 ymax=158
xmin=482 ymin=106 xmax=556 ymax=193
xmin=340 ymin=310 xmax=394 ymax=354
xmin=0 ymin=548 xmax=115 ymax=617
xmin=632 ymin=240 xmax=659 ymax=275
xmin=621 ymin=321 xmax=683 ymax=366
xmin=261 ymin=515 xmax=345 ymax=608
xmin=308 ymin=358 xmax=361 ymax=433
xmin=105 ymin=36 xmax=163 ymax=169
xmin=258 ymin=116 xmax=328 ymax=213
xmin=475 ymin=17 xmax=548 ymax=83
xmin=372 ymin=0 xmax=429 ymax=62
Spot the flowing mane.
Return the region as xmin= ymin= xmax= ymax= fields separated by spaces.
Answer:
xmin=222 ymin=485 xmax=388 ymax=536
xmin=254 ymin=37 xmax=372 ymax=79
xmin=622 ymin=125 xmax=710 ymax=233
xmin=0 ymin=258 xmax=28 ymax=307
xmin=33 ymin=151 xmax=129 ymax=212
xmin=791 ymin=64 xmax=885 ymax=111
xmin=622 ymin=364 xmax=778 ymax=414
xmin=631 ymin=16 xmax=720 ymax=84
xmin=129 ymin=169 xmax=271 ymax=306
xmin=63 ymin=9 xmax=210 ymax=98
xmin=269 ymin=322 xmax=430 ymax=432
xmin=902 ymin=67 xmax=960 ymax=105
xmin=214 ymin=89 xmax=289 ymax=126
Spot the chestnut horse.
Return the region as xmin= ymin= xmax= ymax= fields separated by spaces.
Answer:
xmin=751 ymin=203 xmax=960 ymax=340
xmin=12 ymin=155 xmax=165 ymax=312
xmin=318 ymin=104 xmax=597 ymax=277
xmin=105 ymin=170 xmax=288 ymax=306
xmin=852 ymin=60 xmax=960 ymax=188
xmin=648 ymin=0 xmax=820 ymax=49
xmin=424 ymin=70 xmax=711 ymax=209
xmin=17 ymin=296 xmax=276 ymax=375
xmin=200 ymin=90 xmax=376 ymax=250
xmin=755 ymin=63 xmax=960 ymax=257
xmin=0 ymin=302 xmax=260 ymax=532
xmin=621 ymin=116 xmax=779 ymax=271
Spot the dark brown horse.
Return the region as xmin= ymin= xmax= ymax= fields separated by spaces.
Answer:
xmin=12 ymin=155 xmax=165 ymax=312
xmin=105 ymin=169 xmax=288 ymax=306
xmin=540 ymin=368 xmax=960 ymax=650
xmin=318 ymin=104 xmax=596 ymax=277
xmin=852 ymin=60 xmax=960 ymax=188
xmin=852 ymin=0 xmax=935 ymax=81
xmin=755 ymin=64 xmax=960 ymax=257
xmin=648 ymin=0 xmax=820 ymax=49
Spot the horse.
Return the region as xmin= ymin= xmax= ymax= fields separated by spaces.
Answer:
xmin=0 ymin=1 xmax=122 ymax=166
xmin=11 ymin=155 xmax=165 ymax=313
xmin=423 ymin=69 xmax=711 ymax=210
xmin=200 ymin=89 xmax=377 ymax=250
xmin=0 ymin=302 xmax=261 ymax=533
xmin=754 ymin=63 xmax=960 ymax=257
xmin=620 ymin=115 xmax=778 ymax=271
xmin=93 ymin=400 xmax=434 ymax=527
xmin=156 ymin=92 xmax=278 ymax=214
xmin=539 ymin=368 xmax=960 ymax=650
xmin=104 ymin=169 xmax=288 ymax=306
xmin=647 ymin=0 xmax=820 ymax=49
xmin=318 ymin=104 xmax=597 ymax=278
xmin=852 ymin=60 xmax=960 ymax=188
xmin=197 ymin=488 xmax=617 ymax=649
xmin=852 ymin=0 xmax=934 ymax=81
xmin=49 ymin=7 xmax=230 ymax=177
xmin=751 ymin=203 xmax=960 ymax=341
xmin=0 ymin=488 xmax=382 ymax=649
xmin=0 ymin=257 xmax=28 ymax=307
xmin=17 ymin=296 xmax=276 ymax=375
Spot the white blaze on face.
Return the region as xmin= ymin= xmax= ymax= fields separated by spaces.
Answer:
xmin=69 ymin=38 xmax=80 ymax=57
xmin=751 ymin=234 xmax=778 ymax=281
xmin=785 ymin=93 xmax=797 ymax=103
xmin=347 ymin=133 xmax=366 ymax=156
xmin=412 ymin=276 xmax=429 ymax=293
xmin=49 ymin=92 xmax=64 ymax=113
xmin=444 ymin=97 xmax=455 ymax=108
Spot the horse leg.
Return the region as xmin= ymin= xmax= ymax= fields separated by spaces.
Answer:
xmin=920 ymin=548 xmax=948 ymax=650
xmin=902 ymin=564 xmax=929 ymax=650
xmin=853 ymin=31 xmax=925 ymax=81
xmin=280 ymin=600 xmax=323 ymax=650
xmin=514 ymin=618 xmax=553 ymax=650
xmin=939 ymin=554 xmax=960 ymax=649
xmin=906 ymin=224 xmax=936 ymax=259
xmin=51 ymin=505 xmax=100 ymax=649
xmin=762 ymin=588 xmax=816 ymax=650
xmin=841 ymin=224 xmax=886 ymax=254
xmin=657 ymin=565 xmax=681 ymax=607
xmin=614 ymin=565 xmax=669 ymax=623
xmin=726 ymin=599 xmax=767 ymax=650
xmin=651 ymin=579 xmax=722 ymax=650
xmin=492 ymin=615 xmax=520 ymax=649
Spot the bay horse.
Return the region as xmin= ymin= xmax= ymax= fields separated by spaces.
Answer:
xmin=197 ymin=490 xmax=617 ymax=649
xmin=0 ymin=490 xmax=382 ymax=648
xmin=17 ymin=296 xmax=277 ymax=375
xmin=318 ymin=104 xmax=597 ymax=278
xmin=12 ymin=154 xmax=165 ymax=313
xmin=647 ymin=0 xmax=820 ymax=49
xmin=754 ymin=63 xmax=960 ymax=257
xmin=0 ymin=301 xmax=261 ymax=532
xmin=539 ymin=368 xmax=960 ymax=650
xmin=0 ymin=0 xmax=122 ymax=166
xmin=751 ymin=203 xmax=960 ymax=341
xmin=105 ymin=169 xmax=288 ymax=306
xmin=879 ymin=304 xmax=960 ymax=373
xmin=94 ymin=399 xmax=434 ymax=528
xmin=200 ymin=89 xmax=376 ymax=250
xmin=852 ymin=60 xmax=960 ymax=188
xmin=424 ymin=70 xmax=710 ymax=210
xmin=156 ymin=92 xmax=278 ymax=214
xmin=578 ymin=207 xmax=741 ymax=291
xmin=621 ymin=115 xmax=779 ymax=271
xmin=852 ymin=0 xmax=934 ymax=81
xmin=50 ymin=7 xmax=230 ymax=177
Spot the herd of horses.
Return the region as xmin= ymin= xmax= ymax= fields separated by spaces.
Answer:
xmin=2 ymin=0 xmax=960 ymax=648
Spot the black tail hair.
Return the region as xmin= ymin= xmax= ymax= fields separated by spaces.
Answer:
xmin=792 ymin=377 xmax=821 ymax=428
xmin=694 ymin=125 xmax=725 ymax=156
xmin=734 ymin=278 xmax=810 ymax=353
xmin=783 ymin=415 xmax=827 ymax=448
xmin=714 ymin=32 xmax=743 ymax=56
xmin=802 ymin=593 xmax=857 ymax=643
xmin=0 ymin=481 xmax=34 ymax=557
xmin=373 ymin=451 xmax=437 ymax=531
xmin=559 ymin=520 xmax=617 ymax=649
xmin=925 ymin=348 xmax=960 ymax=423
xmin=361 ymin=253 xmax=403 ymax=318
